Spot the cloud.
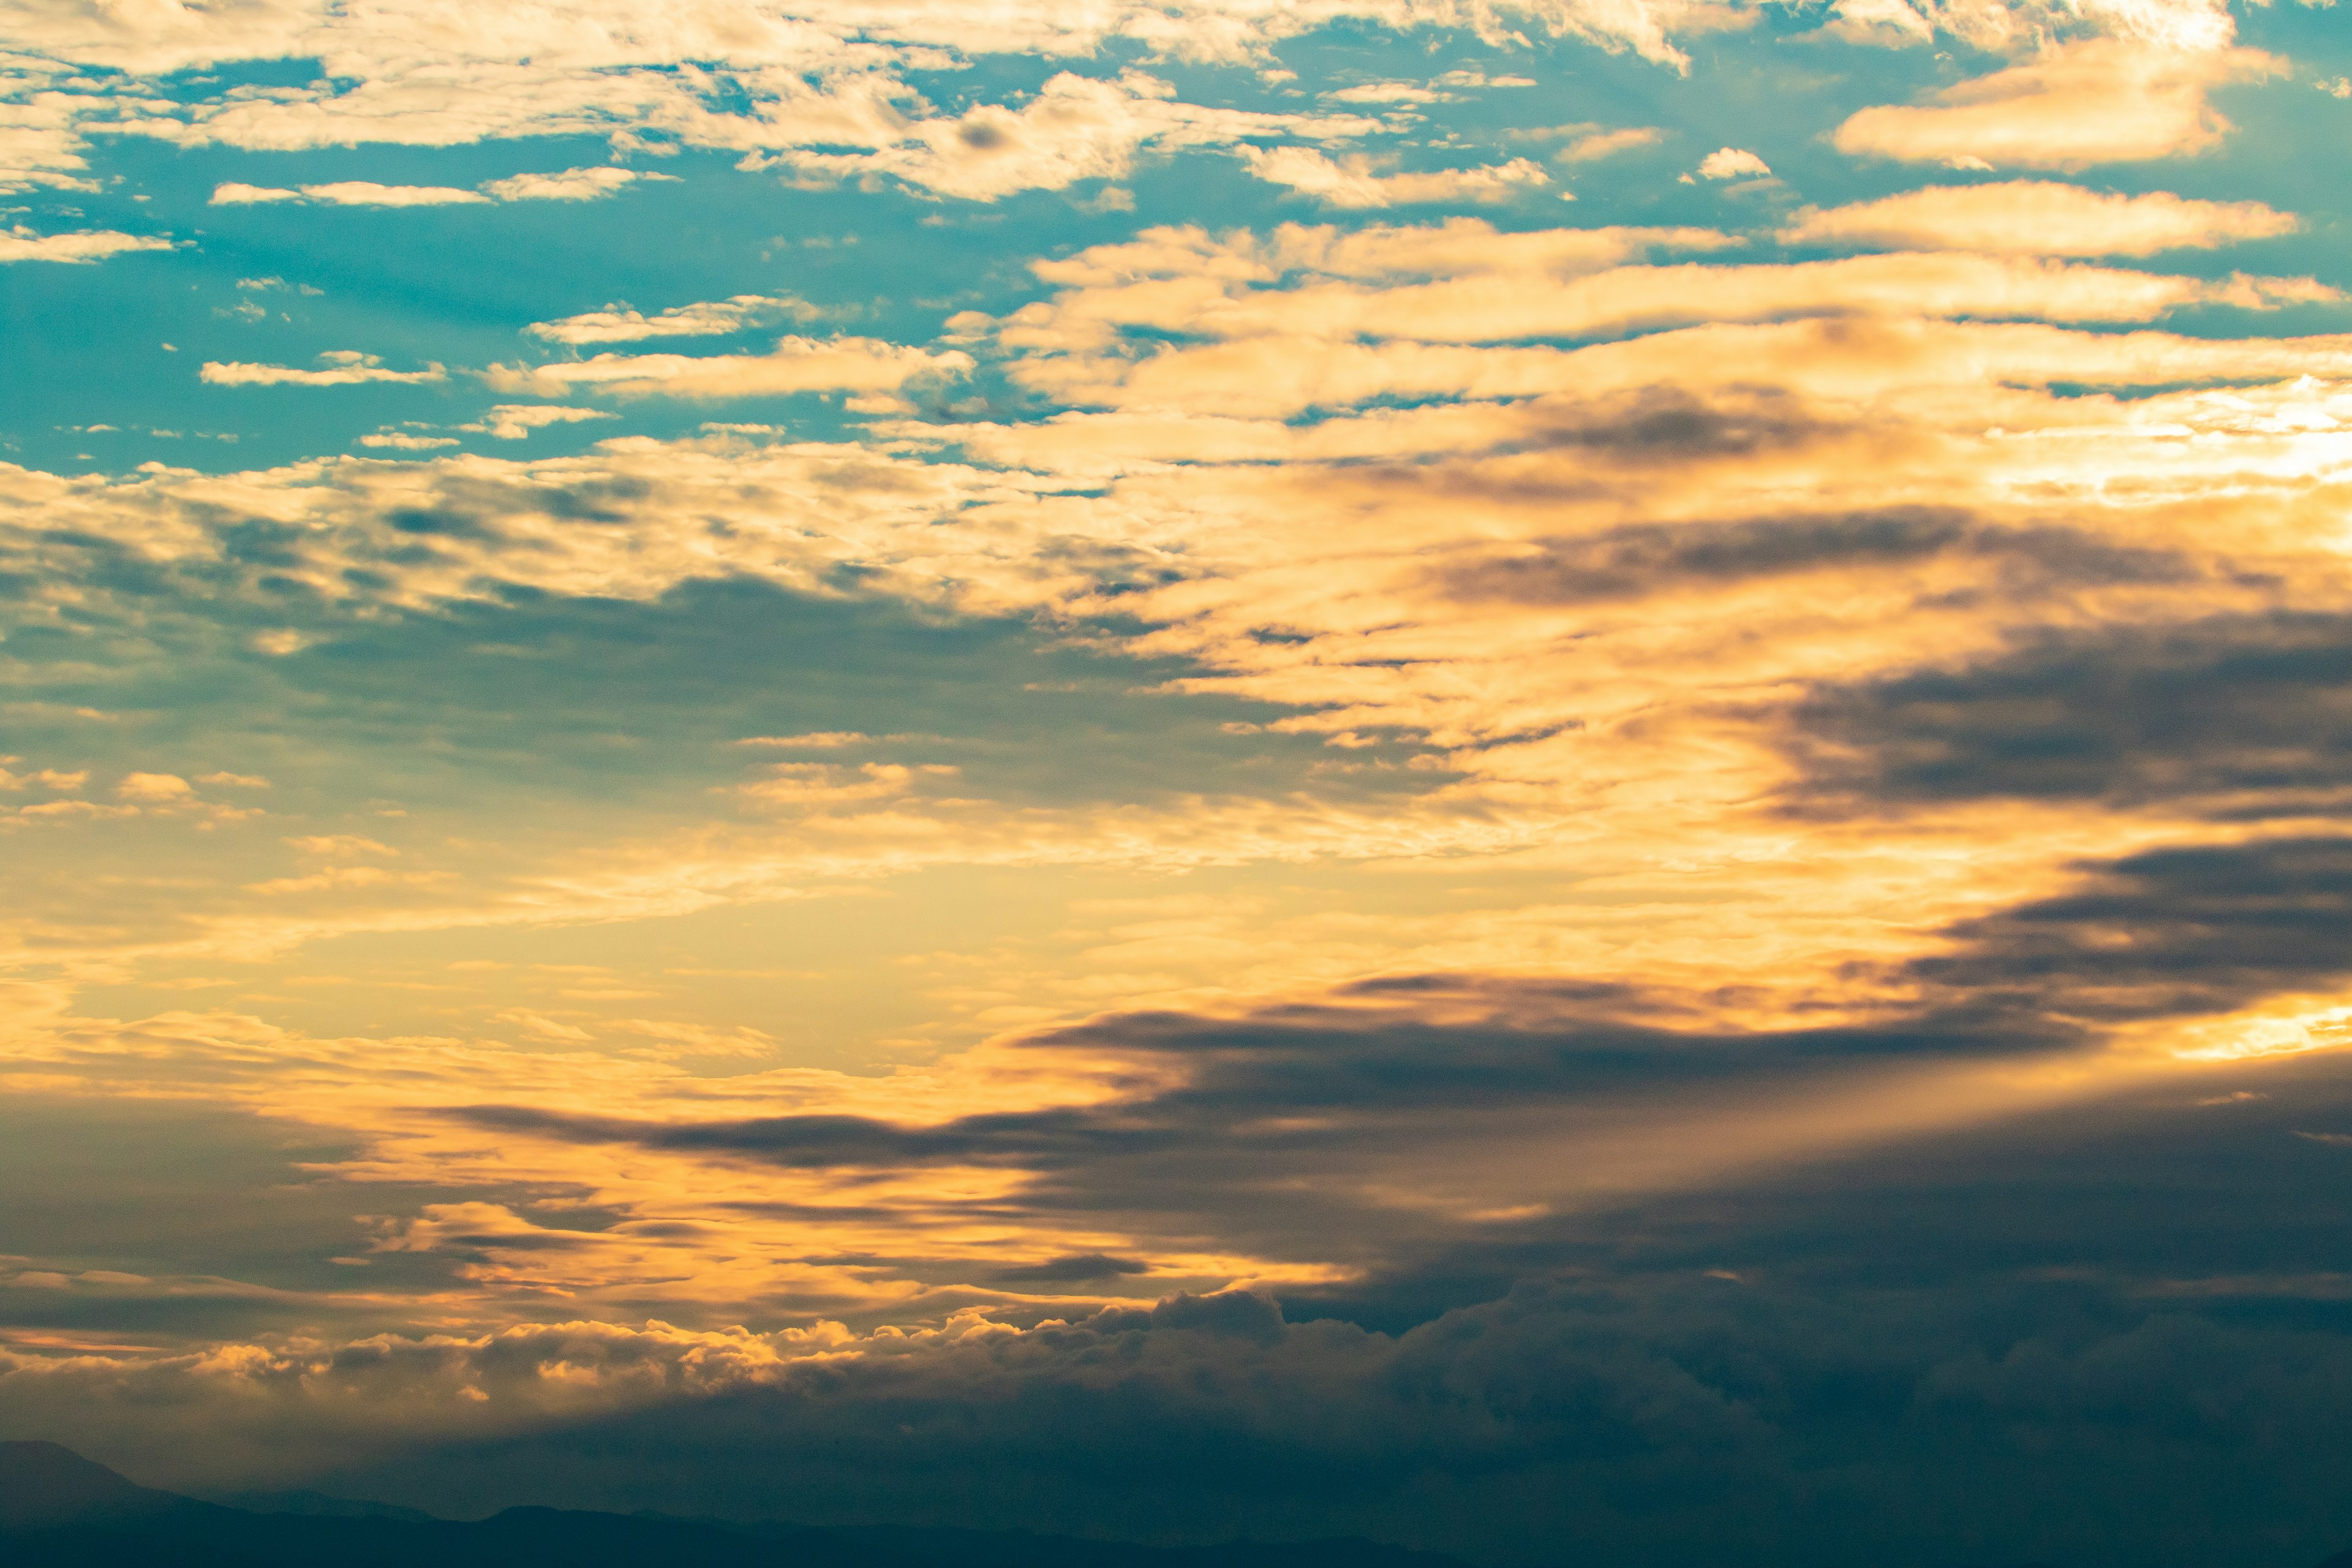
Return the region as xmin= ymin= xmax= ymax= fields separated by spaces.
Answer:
xmin=477 ymin=166 xmax=674 ymax=201
xmin=290 ymin=181 xmax=493 ymax=206
xmin=1555 ymin=126 xmax=1666 ymax=163
xmin=457 ymin=405 xmax=619 ymax=440
xmin=1695 ymin=146 xmax=1770 ymax=179
xmin=358 ymin=432 xmax=461 ymax=450
xmin=525 ymin=295 xmax=826 ymax=345
xmin=1834 ymin=41 xmax=2281 ymax=170
xmin=1820 ymin=0 xmax=2238 ymax=51
xmin=480 ymin=337 xmax=972 ymax=399
xmin=211 ymin=170 xmax=671 ymax=208
xmin=114 ymin=772 xmax=194 ymax=802
xmin=0 ymin=225 xmax=173 ymax=263
xmin=200 ymin=352 xmax=448 ymax=386
xmin=754 ymin=70 xmax=1371 ymax=203
xmin=1779 ymin=180 xmax=2301 ymax=255
xmin=1239 ymin=148 xmax=1552 ymax=208
xmin=1789 ymin=612 xmax=2352 ymax=818
xmin=208 ymin=183 xmax=304 ymax=205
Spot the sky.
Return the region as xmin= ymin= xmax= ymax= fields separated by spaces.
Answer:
xmin=4 ymin=0 xmax=2352 ymax=1562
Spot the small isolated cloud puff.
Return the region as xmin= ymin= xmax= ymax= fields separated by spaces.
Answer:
xmin=459 ymin=405 xmax=617 ymax=439
xmin=526 ymin=294 xmax=824 ymax=344
xmin=0 ymin=225 xmax=173 ymax=263
xmin=115 ymin=772 xmax=194 ymax=802
xmin=1697 ymin=147 xmax=1771 ymax=179
xmin=202 ymin=351 xmax=447 ymax=386
xmin=480 ymin=337 xmax=973 ymax=399
xmin=1779 ymin=181 xmax=2300 ymax=255
xmin=1242 ymin=147 xmax=1551 ymax=208
xmin=1834 ymin=40 xmax=2280 ymax=171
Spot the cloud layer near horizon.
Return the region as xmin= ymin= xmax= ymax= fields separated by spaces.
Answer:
xmin=4 ymin=0 xmax=2352 ymax=1561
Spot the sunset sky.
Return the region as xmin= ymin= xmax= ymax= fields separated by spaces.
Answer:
xmin=4 ymin=0 xmax=2352 ymax=1562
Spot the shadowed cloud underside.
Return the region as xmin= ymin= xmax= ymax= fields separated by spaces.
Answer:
xmin=4 ymin=0 xmax=2352 ymax=1563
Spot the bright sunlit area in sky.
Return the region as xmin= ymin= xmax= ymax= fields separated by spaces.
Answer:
xmin=5 ymin=1 xmax=2352 ymax=1564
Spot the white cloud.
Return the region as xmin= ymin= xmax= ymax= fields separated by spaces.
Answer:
xmin=755 ymin=70 xmax=1366 ymax=203
xmin=211 ymin=171 xmax=669 ymax=209
xmin=209 ymin=183 xmax=304 ymax=205
xmin=0 ymin=225 xmax=173 ymax=263
xmin=459 ymin=405 xmax=619 ymax=439
xmin=1556 ymin=126 xmax=1666 ymax=163
xmin=202 ymin=352 xmax=447 ymax=386
xmin=1697 ymin=146 xmax=1771 ymax=179
xmin=1240 ymin=148 xmax=1551 ymax=208
xmin=1834 ymin=40 xmax=2280 ymax=170
xmin=480 ymin=336 xmax=972 ymax=399
xmin=525 ymin=295 xmax=824 ymax=344
xmin=478 ymin=166 xmax=674 ymax=201
xmin=1821 ymin=0 xmax=2236 ymax=50
xmin=1779 ymin=181 xmax=2299 ymax=255
xmin=358 ymin=431 xmax=461 ymax=449
xmin=297 ymin=181 xmax=492 ymax=206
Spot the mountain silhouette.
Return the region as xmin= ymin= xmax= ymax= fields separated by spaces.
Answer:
xmin=0 ymin=1441 xmax=1471 ymax=1568
xmin=0 ymin=1440 xmax=221 ymax=1531
xmin=6 ymin=1443 xmax=2348 ymax=1568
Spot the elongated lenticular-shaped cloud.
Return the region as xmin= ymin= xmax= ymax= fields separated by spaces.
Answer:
xmin=1781 ymin=181 xmax=2301 ymax=255
xmin=0 ymin=225 xmax=173 ymax=262
xmin=207 ymin=183 xmax=305 ymax=205
xmin=202 ymin=352 xmax=447 ymax=386
xmin=480 ymin=165 xmax=672 ymax=200
xmin=993 ymin=246 xmax=2335 ymax=367
xmin=211 ymin=170 xmax=665 ymax=208
xmin=293 ymin=180 xmax=492 ymax=206
xmin=526 ymin=294 xmax=825 ymax=344
xmin=1835 ymin=40 xmax=2280 ymax=170
xmin=1555 ymin=126 xmax=1666 ymax=163
xmin=1240 ymin=147 xmax=1553 ymax=207
xmin=482 ymin=336 xmax=973 ymax=399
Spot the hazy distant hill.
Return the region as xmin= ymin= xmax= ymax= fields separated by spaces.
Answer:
xmin=0 ymin=1441 xmax=1472 ymax=1568
xmin=6 ymin=1442 xmax=2345 ymax=1568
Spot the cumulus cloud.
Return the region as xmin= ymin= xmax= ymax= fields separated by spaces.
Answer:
xmin=1779 ymin=180 xmax=2301 ymax=255
xmin=0 ymin=225 xmax=173 ymax=263
xmin=1695 ymin=146 xmax=1770 ymax=179
xmin=1834 ymin=41 xmax=2281 ymax=170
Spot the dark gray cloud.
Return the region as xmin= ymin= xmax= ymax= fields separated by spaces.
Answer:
xmin=18 ymin=1055 xmax=2352 ymax=1568
xmin=1790 ymin=612 xmax=2352 ymax=818
xmin=1444 ymin=507 xmax=2185 ymax=607
xmin=1914 ymin=836 xmax=2352 ymax=1020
